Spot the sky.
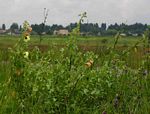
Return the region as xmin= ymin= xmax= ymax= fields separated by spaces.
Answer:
xmin=0 ymin=0 xmax=150 ymax=28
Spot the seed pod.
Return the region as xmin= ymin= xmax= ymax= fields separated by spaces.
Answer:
xmin=85 ymin=62 xmax=92 ymax=68
xmin=15 ymin=69 xmax=21 ymax=76
xmin=89 ymin=60 xmax=94 ymax=64
xmin=24 ymin=32 xmax=30 ymax=36
xmin=85 ymin=60 xmax=94 ymax=68
xmin=27 ymin=26 xmax=32 ymax=32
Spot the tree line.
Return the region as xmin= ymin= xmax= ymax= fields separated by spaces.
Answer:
xmin=1 ymin=22 xmax=149 ymax=36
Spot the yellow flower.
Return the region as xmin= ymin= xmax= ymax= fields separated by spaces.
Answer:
xmin=23 ymin=51 xmax=29 ymax=59
xmin=24 ymin=35 xmax=30 ymax=42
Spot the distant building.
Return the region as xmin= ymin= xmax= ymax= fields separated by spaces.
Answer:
xmin=42 ymin=32 xmax=46 ymax=35
xmin=120 ymin=33 xmax=126 ymax=37
xmin=0 ymin=29 xmax=6 ymax=34
xmin=5 ymin=29 xmax=12 ymax=35
xmin=132 ymin=33 xmax=138 ymax=37
xmin=128 ymin=32 xmax=139 ymax=37
xmin=5 ymin=29 xmax=21 ymax=35
xmin=0 ymin=29 xmax=21 ymax=35
xmin=53 ymin=29 xmax=69 ymax=36
xmin=13 ymin=29 xmax=21 ymax=34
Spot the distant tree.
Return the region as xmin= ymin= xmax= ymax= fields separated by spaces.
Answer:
xmin=128 ymin=23 xmax=147 ymax=35
xmin=119 ymin=23 xmax=127 ymax=32
xmin=46 ymin=29 xmax=53 ymax=35
xmin=107 ymin=23 xmax=147 ymax=36
xmin=108 ymin=23 xmax=119 ymax=30
xmin=31 ymin=24 xmax=43 ymax=35
xmin=92 ymin=23 xmax=100 ymax=35
xmin=80 ymin=23 xmax=100 ymax=36
xmin=105 ymin=29 xmax=118 ymax=36
xmin=10 ymin=23 xmax=19 ymax=30
xmin=101 ymin=23 xmax=106 ymax=31
xmin=44 ymin=25 xmax=51 ymax=33
xmin=19 ymin=25 xmax=22 ymax=31
xmin=66 ymin=23 xmax=77 ymax=32
xmin=2 ymin=24 xmax=6 ymax=30
xmin=50 ymin=24 xmax=64 ymax=32
xmin=31 ymin=23 xmax=51 ymax=35
xmin=100 ymin=23 xmax=107 ymax=36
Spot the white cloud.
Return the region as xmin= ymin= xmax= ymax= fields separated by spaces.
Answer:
xmin=0 ymin=0 xmax=150 ymax=28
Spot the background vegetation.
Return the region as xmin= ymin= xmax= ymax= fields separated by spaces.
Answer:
xmin=0 ymin=14 xmax=150 ymax=114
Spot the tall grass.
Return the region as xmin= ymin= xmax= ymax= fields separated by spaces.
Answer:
xmin=0 ymin=14 xmax=150 ymax=114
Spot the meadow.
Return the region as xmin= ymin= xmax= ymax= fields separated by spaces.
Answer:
xmin=0 ymin=35 xmax=143 ymax=48
xmin=0 ymin=34 xmax=147 ymax=68
xmin=0 ymin=20 xmax=150 ymax=114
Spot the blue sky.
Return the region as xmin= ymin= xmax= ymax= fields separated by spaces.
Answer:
xmin=0 ymin=0 xmax=150 ymax=28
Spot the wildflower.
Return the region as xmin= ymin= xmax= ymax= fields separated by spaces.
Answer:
xmin=89 ymin=60 xmax=94 ymax=64
xmin=23 ymin=51 xmax=29 ymax=59
xmin=85 ymin=59 xmax=94 ymax=68
xmin=113 ymin=97 xmax=119 ymax=108
xmin=23 ymin=21 xmax=30 ymax=30
xmin=24 ymin=35 xmax=30 ymax=42
xmin=85 ymin=62 xmax=91 ymax=67
xmin=27 ymin=26 xmax=32 ymax=33
xmin=143 ymin=70 xmax=148 ymax=76
xmin=113 ymin=94 xmax=120 ymax=109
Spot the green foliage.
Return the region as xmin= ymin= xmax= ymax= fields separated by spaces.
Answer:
xmin=2 ymin=24 xmax=6 ymax=30
xmin=105 ymin=29 xmax=118 ymax=36
xmin=0 ymin=15 xmax=150 ymax=114
xmin=10 ymin=23 xmax=19 ymax=30
xmin=101 ymin=39 xmax=108 ymax=44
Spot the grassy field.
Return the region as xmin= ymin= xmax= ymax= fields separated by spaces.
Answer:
xmin=0 ymin=33 xmax=149 ymax=114
xmin=0 ymin=35 xmax=147 ymax=68
xmin=0 ymin=35 xmax=143 ymax=48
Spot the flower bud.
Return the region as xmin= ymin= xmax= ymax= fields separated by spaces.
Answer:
xmin=27 ymin=26 xmax=32 ymax=32
xmin=23 ymin=51 xmax=29 ymax=59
